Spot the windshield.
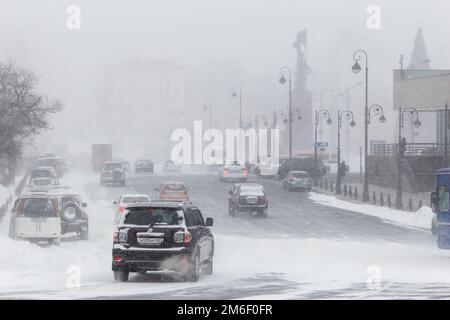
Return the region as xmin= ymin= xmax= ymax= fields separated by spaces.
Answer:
xmin=122 ymin=196 xmax=149 ymax=203
xmin=123 ymin=207 xmax=180 ymax=225
xmin=164 ymin=183 xmax=185 ymax=191
xmin=37 ymin=158 xmax=59 ymax=167
xmin=31 ymin=170 xmax=52 ymax=179
xmin=104 ymin=163 xmax=121 ymax=171
xmin=292 ymin=173 xmax=310 ymax=178
xmin=20 ymin=198 xmax=57 ymax=218
xmin=240 ymin=185 xmax=263 ymax=193
xmin=32 ymin=178 xmax=52 ymax=185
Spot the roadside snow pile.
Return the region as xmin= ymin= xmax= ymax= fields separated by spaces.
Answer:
xmin=0 ymin=184 xmax=11 ymax=204
xmin=309 ymin=192 xmax=433 ymax=230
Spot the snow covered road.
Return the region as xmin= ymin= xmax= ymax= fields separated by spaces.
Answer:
xmin=1 ymin=169 xmax=449 ymax=299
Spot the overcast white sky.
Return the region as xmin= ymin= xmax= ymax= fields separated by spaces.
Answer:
xmin=1 ymin=0 xmax=449 ymax=158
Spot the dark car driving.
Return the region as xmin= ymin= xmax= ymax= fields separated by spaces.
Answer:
xmin=228 ymin=183 xmax=268 ymax=218
xmin=134 ymin=160 xmax=154 ymax=174
xmin=100 ymin=161 xmax=126 ymax=186
xmin=112 ymin=202 xmax=214 ymax=282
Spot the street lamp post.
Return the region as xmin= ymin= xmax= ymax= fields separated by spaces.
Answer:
xmin=340 ymin=82 xmax=362 ymax=163
xmin=396 ymin=107 xmax=421 ymax=209
xmin=314 ymin=110 xmax=332 ymax=185
xmin=336 ymin=110 xmax=356 ymax=194
xmin=279 ymin=66 xmax=293 ymax=164
xmin=352 ymin=49 xmax=370 ymax=202
xmin=232 ymin=85 xmax=242 ymax=129
xmin=255 ymin=114 xmax=268 ymax=164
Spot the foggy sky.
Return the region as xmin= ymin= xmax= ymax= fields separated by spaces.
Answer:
xmin=1 ymin=0 xmax=449 ymax=160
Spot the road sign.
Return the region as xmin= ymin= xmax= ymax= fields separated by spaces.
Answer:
xmin=315 ymin=142 xmax=328 ymax=147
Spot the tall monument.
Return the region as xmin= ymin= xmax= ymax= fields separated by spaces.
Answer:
xmin=292 ymin=29 xmax=313 ymax=153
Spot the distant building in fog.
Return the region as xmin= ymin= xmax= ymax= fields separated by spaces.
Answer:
xmin=99 ymin=59 xmax=185 ymax=157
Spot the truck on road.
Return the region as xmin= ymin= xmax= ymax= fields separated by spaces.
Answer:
xmin=92 ymin=144 xmax=112 ymax=172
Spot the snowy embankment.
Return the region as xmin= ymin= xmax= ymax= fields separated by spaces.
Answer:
xmin=0 ymin=183 xmax=12 ymax=204
xmin=309 ymin=192 xmax=433 ymax=230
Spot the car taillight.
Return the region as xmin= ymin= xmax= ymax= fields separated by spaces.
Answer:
xmin=113 ymin=255 xmax=122 ymax=262
xmin=113 ymin=230 xmax=127 ymax=243
xmin=223 ymin=170 xmax=229 ymax=176
xmin=242 ymin=169 xmax=248 ymax=176
xmin=174 ymin=230 xmax=192 ymax=245
xmin=119 ymin=206 xmax=125 ymax=213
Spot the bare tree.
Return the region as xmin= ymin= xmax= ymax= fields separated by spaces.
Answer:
xmin=0 ymin=62 xmax=62 ymax=185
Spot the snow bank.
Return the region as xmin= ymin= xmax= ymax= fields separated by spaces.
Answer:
xmin=0 ymin=182 xmax=14 ymax=205
xmin=309 ymin=192 xmax=433 ymax=230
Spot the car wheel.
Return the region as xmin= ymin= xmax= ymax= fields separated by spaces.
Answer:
xmin=257 ymin=208 xmax=268 ymax=218
xmin=114 ymin=270 xmax=129 ymax=282
xmin=51 ymin=238 xmax=61 ymax=246
xmin=185 ymin=253 xmax=200 ymax=282
xmin=80 ymin=227 xmax=89 ymax=240
xmin=205 ymin=252 xmax=213 ymax=275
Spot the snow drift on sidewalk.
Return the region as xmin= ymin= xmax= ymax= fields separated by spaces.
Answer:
xmin=309 ymin=192 xmax=433 ymax=230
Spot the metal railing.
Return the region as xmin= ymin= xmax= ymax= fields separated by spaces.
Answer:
xmin=371 ymin=143 xmax=446 ymax=157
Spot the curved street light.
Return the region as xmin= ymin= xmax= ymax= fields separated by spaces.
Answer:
xmin=395 ymin=107 xmax=421 ymax=209
xmin=336 ymin=110 xmax=356 ymax=194
xmin=368 ymin=104 xmax=387 ymax=124
xmin=314 ymin=109 xmax=332 ymax=184
xmin=352 ymin=49 xmax=371 ymax=202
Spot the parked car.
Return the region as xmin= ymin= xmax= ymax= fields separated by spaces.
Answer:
xmin=112 ymin=201 xmax=214 ymax=282
xmin=282 ymin=170 xmax=312 ymax=192
xmin=28 ymin=177 xmax=54 ymax=192
xmin=29 ymin=166 xmax=59 ymax=185
xmin=100 ymin=161 xmax=126 ymax=186
xmin=258 ymin=156 xmax=289 ymax=178
xmin=278 ymin=156 xmax=327 ymax=180
xmin=35 ymin=156 xmax=65 ymax=178
xmin=228 ymin=183 xmax=268 ymax=218
xmin=156 ymin=181 xmax=189 ymax=202
xmin=134 ymin=160 xmax=154 ymax=174
xmin=9 ymin=194 xmax=61 ymax=245
xmin=219 ymin=161 xmax=248 ymax=182
xmin=163 ymin=160 xmax=181 ymax=173
xmin=48 ymin=188 xmax=89 ymax=240
xmin=116 ymin=160 xmax=131 ymax=173
xmin=113 ymin=194 xmax=151 ymax=223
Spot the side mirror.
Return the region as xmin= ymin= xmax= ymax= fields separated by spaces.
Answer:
xmin=228 ymin=190 xmax=233 ymax=196
xmin=205 ymin=217 xmax=213 ymax=227
xmin=113 ymin=201 xmax=117 ymax=205
xmin=82 ymin=202 xmax=87 ymax=208
xmin=154 ymin=187 xmax=159 ymax=192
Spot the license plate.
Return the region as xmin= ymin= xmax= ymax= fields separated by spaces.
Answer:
xmin=246 ymin=196 xmax=258 ymax=203
xmin=138 ymin=237 xmax=163 ymax=245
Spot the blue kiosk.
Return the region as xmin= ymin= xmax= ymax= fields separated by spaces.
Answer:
xmin=432 ymin=168 xmax=450 ymax=249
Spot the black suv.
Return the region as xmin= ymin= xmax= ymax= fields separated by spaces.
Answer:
xmin=228 ymin=183 xmax=268 ymax=218
xmin=112 ymin=201 xmax=214 ymax=282
xmin=100 ymin=162 xmax=126 ymax=186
